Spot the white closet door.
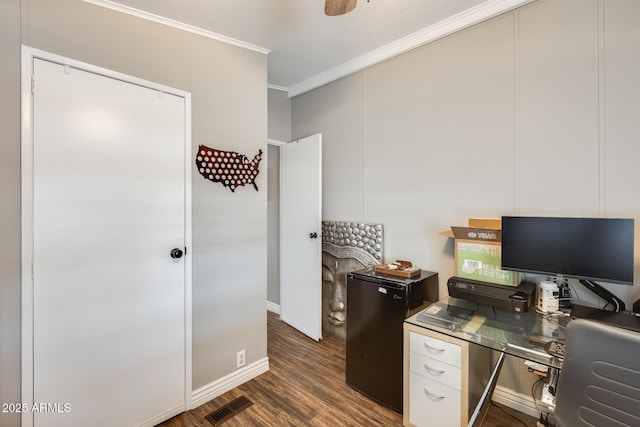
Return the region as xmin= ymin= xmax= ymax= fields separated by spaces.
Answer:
xmin=280 ymin=134 xmax=322 ymax=341
xmin=31 ymin=57 xmax=187 ymax=427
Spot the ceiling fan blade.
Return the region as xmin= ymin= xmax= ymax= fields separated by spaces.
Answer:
xmin=325 ymin=0 xmax=357 ymax=16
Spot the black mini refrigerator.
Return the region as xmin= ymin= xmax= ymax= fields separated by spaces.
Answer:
xmin=346 ymin=268 xmax=438 ymax=413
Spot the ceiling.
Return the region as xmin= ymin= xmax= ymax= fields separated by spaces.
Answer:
xmin=85 ymin=0 xmax=533 ymax=96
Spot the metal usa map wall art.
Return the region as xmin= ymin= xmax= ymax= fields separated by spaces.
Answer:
xmin=196 ymin=144 xmax=263 ymax=192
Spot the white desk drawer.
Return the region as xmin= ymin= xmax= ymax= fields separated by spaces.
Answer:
xmin=409 ymin=351 xmax=461 ymax=390
xmin=410 ymin=331 xmax=462 ymax=368
xmin=409 ymin=372 xmax=461 ymax=427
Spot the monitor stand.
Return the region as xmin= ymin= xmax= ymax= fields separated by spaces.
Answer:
xmin=578 ymin=279 xmax=626 ymax=312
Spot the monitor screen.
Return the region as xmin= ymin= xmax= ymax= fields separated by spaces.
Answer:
xmin=501 ymin=216 xmax=635 ymax=285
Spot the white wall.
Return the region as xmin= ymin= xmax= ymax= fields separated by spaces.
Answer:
xmin=292 ymin=0 xmax=640 ymax=400
xmin=1 ymin=2 xmax=268 ymax=423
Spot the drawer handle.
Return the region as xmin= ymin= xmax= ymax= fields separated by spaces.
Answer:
xmin=424 ymin=342 xmax=445 ymax=352
xmin=424 ymin=363 xmax=445 ymax=374
xmin=423 ymin=387 xmax=445 ymax=399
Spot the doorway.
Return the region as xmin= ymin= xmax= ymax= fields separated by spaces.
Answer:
xmin=268 ymin=135 xmax=322 ymax=341
xmin=266 ymin=143 xmax=281 ymax=314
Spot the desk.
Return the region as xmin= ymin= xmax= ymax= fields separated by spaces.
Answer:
xmin=403 ymin=297 xmax=571 ymax=427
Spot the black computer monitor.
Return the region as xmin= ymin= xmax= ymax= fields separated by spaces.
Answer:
xmin=501 ymin=216 xmax=635 ymax=311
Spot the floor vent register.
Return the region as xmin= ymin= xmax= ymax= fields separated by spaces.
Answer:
xmin=205 ymin=395 xmax=253 ymax=426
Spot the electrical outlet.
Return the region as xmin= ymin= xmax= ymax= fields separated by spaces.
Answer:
xmin=236 ymin=350 xmax=245 ymax=368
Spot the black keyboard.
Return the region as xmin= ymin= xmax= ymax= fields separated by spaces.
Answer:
xmin=544 ymin=340 xmax=565 ymax=358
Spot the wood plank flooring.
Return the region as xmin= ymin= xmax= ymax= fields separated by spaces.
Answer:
xmin=158 ymin=311 xmax=539 ymax=427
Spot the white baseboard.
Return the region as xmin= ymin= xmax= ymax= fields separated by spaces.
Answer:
xmin=491 ymin=385 xmax=541 ymax=419
xmin=137 ymin=403 xmax=186 ymax=427
xmin=191 ymin=357 xmax=269 ymax=408
xmin=267 ymin=301 xmax=280 ymax=315
xmin=190 ymin=355 xmax=533 ymax=421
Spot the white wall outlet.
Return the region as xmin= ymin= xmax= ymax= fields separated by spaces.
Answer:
xmin=236 ymin=350 xmax=245 ymax=368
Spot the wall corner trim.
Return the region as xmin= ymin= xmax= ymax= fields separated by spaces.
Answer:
xmin=191 ymin=358 xmax=270 ymax=408
xmin=267 ymin=301 xmax=281 ymax=314
xmin=267 ymin=139 xmax=287 ymax=146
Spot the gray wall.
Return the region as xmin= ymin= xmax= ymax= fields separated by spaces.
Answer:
xmin=266 ymin=87 xmax=291 ymax=306
xmin=292 ymin=0 xmax=640 ymax=308
xmin=292 ymin=0 xmax=640 ymax=400
xmin=267 ymin=144 xmax=281 ymax=305
xmin=268 ymin=87 xmax=291 ymax=142
xmin=1 ymin=2 xmax=267 ymax=424
xmin=0 ymin=0 xmax=22 ymax=426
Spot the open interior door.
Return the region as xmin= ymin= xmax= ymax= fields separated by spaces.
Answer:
xmin=280 ymin=134 xmax=322 ymax=341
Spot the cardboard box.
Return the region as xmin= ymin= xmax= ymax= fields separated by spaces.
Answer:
xmin=441 ymin=218 xmax=521 ymax=286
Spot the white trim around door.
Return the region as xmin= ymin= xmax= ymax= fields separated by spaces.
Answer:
xmin=20 ymin=46 xmax=193 ymax=427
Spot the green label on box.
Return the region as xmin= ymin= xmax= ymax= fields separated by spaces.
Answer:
xmin=457 ymin=241 xmax=517 ymax=286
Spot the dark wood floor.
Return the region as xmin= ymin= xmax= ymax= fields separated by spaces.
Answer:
xmin=159 ymin=311 xmax=539 ymax=426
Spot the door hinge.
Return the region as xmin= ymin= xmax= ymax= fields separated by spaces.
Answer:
xmin=31 ymin=77 xmax=35 ymax=94
xmin=31 ymin=259 xmax=35 ymax=280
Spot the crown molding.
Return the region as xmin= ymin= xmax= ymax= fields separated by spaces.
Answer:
xmin=287 ymin=0 xmax=535 ymax=97
xmin=267 ymin=84 xmax=288 ymax=93
xmin=82 ymin=0 xmax=534 ymax=96
xmin=82 ymin=0 xmax=270 ymax=55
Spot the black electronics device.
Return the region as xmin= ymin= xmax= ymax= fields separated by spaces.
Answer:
xmin=447 ymin=276 xmax=535 ymax=312
xmin=501 ymin=216 xmax=635 ymax=312
xmin=501 ymin=216 xmax=634 ymax=285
